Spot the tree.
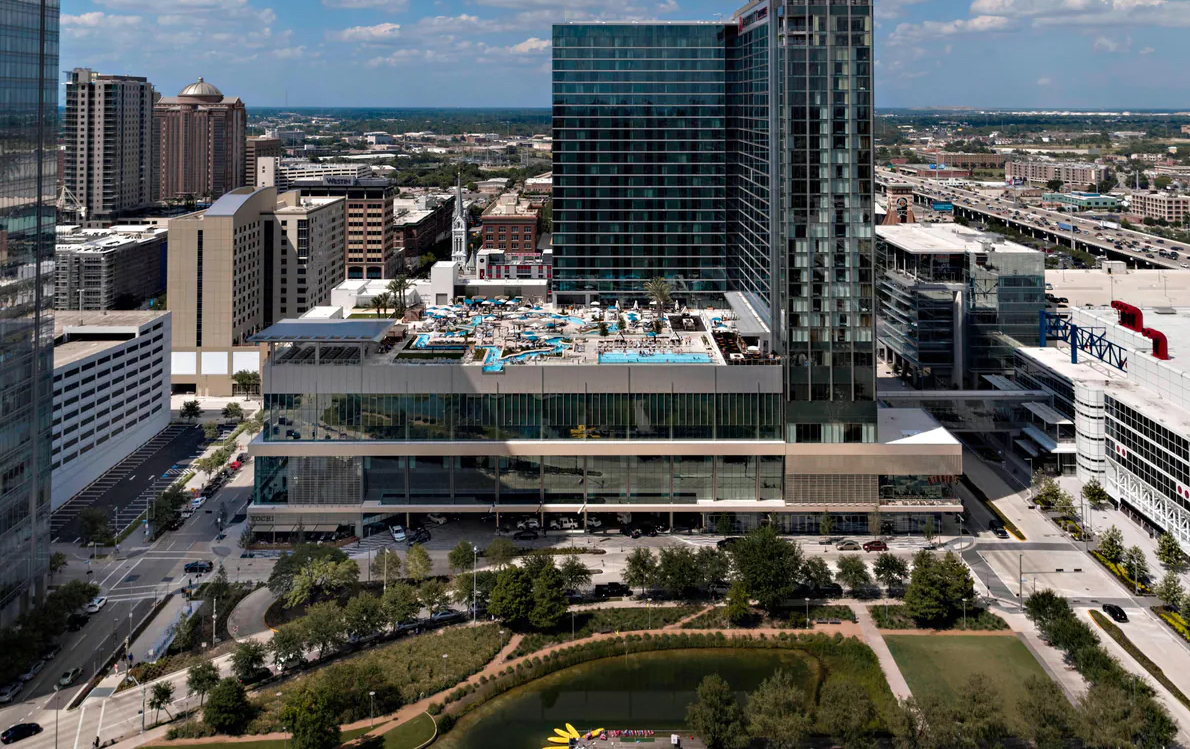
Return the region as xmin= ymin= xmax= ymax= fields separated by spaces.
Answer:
xmin=656 ymin=545 xmax=701 ymax=598
xmin=268 ymin=544 xmax=350 ymax=598
xmin=1018 ymin=676 xmax=1076 ymax=749
xmin=1157 ymin=532 xmax=1184 ymax=569
xmin=222 ymin=402 xmax=245 ymax=422
xmin=386 ymin=276 xmax=412 ymax=319
xmin=149 ymin=681 xmax=174 ymax=723
xmin=836 ymin=555 xmax=872 ymax=595
xmin=231 ymin=640 xmax=267 ymax=682
xmin=48 ymin=551 xmax=67 ymax=579
xmin=1077 ymin=681 xmax=1175 ymax=749
xmin=451 ymin=570 xmax=496 ymax=609
xmin=488 ymin=566 xmax=533 ymax=627
xmin=520 ymin=551 xmax=554 ymax=580
xmin=558 ymin=554 xmax=592 ymax=591
xmin=447 ymin=540 xmax=478 ymax=574
xmin=643 ymin=276 xmax=673 ymax=309
xmin=1046 ymin=178 xmax=1065 ymax=193
xmin=530 ymin=565 xmax=568 ymax=631
xmin=744 ymin=669 xmax=811 ymax=749
xmin=818 ymin=512 xmax=835 ymax=539
xmin=203 ymin=678 xmax=253 ymax=735
xmin=484 ymin=538 xmax=516 ymax=569
xmin=282 ymin=684 xmax=342 ymax=749
xmin=344 ymin=593 xmax=384 ymax=639
xmin=1124 ymin=545 xmax=1150 ymax=584
xmin=405 ymin=544 xmax=432 ymax=583
xmin=695 ymin=547 xmax=730 ymax=590
xmin=725 ymin=583 xmax=752 ymax=626
xmin=623 ymin=548 xmax=657 ymax=593
xmin=381 ymin=583 xmax=421 ymax=628
xmin=939 ymin=551 xmax=975 ymax=612
xmin=181 ymin=399 xmax=202 ymax=422
xmin=369 ymin=292 xmax=392 ymax=319
xmin=686 ymin=674 xmax=748 ymax=749
xmin=1099 ymin=525 xmax=1125 ymax=563
xmin=202 ymin=421 xmax=220 ymax=441
xmin=728 ymin=526 xmax=803 ymax=613
xmin=286 ymin=557 xmax=360 ymax=608
xmin=1033 ymin=475 xmax=1064 ymax=510
xmin=1024 ymin=589 xmax=1072 ymax=633
xmin=302 ymin=601 xmax=346 ymax=658
xmin=819 ymin=677 xmax=874 ymax=749
xmin=1082 ymin=478 xmax=1111 ymax=509
xmin=79 ymin=506 xmax=113 ymax=545
xmin=952 ymin=673 xmax=1009 ymax=747
xmin=231 ymin=370 xmax=260 ymax=397
xmin=369 ymin=549 xmax=402 ymax=587
xmin=418 ymin=579 xmax=449 ymax=614
xmin=1052 ymin=486 xmax=1076 ymax=517
xmin=1155 ymin=570 xmax=1185 ymax=610
xmin=187 ymin=661 xmax=219 ymax=707
xmin=903 ymin=552 xmax=949 ymax=627
xmin=269 ymin=622 xmax=306 ymax=669
xmin=873 ymin=552 xmax=909 ymax=592
xmin=799 ymin=557 xmax=833 ymax=591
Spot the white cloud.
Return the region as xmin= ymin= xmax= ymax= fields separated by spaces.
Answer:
xmin=272 ymin=46 xmax=310 ymax=59
xmin=508 ymin=37 xmax=550 ymax=53
xmin=889 ymin=14 xmax=1017 ymax=44
xmin=61 ymin=12 xmax=143 ymax=38
xmin=1037 ymin=76 xmax=1053 ymax=85
xmin=331 ymin=23 xmax=403 ymax=44
xmin=1139 ymin=45 xmax=1157 ymax=53
xmin=968 ymin=0 xmax=1190 ymax=28
xmin=365 ymin=48 xmax=457 ymax=67
xmin=95 ymin=0 xmax=248 ymax=10
xmin=322 ymin=0 xmax=408 ymax=9
xmin=876 ymin=0 xmax=930 ymax=19
xmin=1092 ymin=35 xmax=1128 ymax=52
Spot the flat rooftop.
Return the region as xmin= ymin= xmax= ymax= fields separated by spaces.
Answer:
xmin=876 ymin=223 xmax=1036 ymax=255
xmin=877 ymin=408 xmax=960 ymax=446
xmin=1046 ymin=269 xmax=1190 ymax=308
xmin=53 ymin=310 xmax=168 ymax=368
xmin=1015 ymin=345 xmax=1129 ymax=386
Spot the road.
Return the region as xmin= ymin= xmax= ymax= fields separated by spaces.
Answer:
xmin=51 ymin=426 xmax=207 ymax=542
xmin=878 ymin=168 xmax=1190 ymax=270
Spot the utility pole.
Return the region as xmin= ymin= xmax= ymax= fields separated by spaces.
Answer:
xmin=1019 ymin=554 xmax=1023 ymax=598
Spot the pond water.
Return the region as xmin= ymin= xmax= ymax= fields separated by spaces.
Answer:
xmin=436 ymin=649 xmax=817 ymax=749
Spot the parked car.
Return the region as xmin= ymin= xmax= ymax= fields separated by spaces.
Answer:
xmin=40 ymin=643 xmax=62 ymax=662
xmin=586 ymin=517 xmax=603 ymax=528
xmin=85 ymin=596 xmax=108 ymax=614
xmin=183 ymin=561 xmax=213 ymax=575
xmin=0 ymin=683 xmax=23 ymax=705
xmin=990 ymin=526 xmax=1009 ymax=539
xmin=406 ymin=527 xmax=431 ymax=545
xmin=619 ymin=526 xmax=642 ymax=539
xmin=389 ymin=525 xmax=407 ymax=543
xmin=429 ymin=609 xmax=463 ymax=625
xmin=237 ymin=667 xmax=272 ymax=686
xmin=716 ymin=537 xmax=742 ymax=550
xmin=66 ymin=614 xmax=88 ymax=632
xmin=548 ymin=517 xmax=579 ymax=531
xmin=17 ymin=661 xmax=42 ymax=682
xmin=592 ymin=582 xmax=631 ymax=599
xmin=1102 ymin=603 xmax=1128 ymax=623
xmin=0 ymin=724 xmax=41 ymax=744
xmin=515 ymin=518 xmax=541 ymax=531
xmin=57 ymin=668 xmax=83 ymax=687
xmin=835 ymin=540 xmax=862 ymax=551
xmin=513 ymin=529 xmax=539 ymax=541
xmin=425 ymin=513 xmax=448 ymax=526
xmin=862 ymin=540 xmax=888 ymax=553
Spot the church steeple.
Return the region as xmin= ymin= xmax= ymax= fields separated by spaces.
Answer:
xmin=451 ymin=170 xmax=468 ymax=266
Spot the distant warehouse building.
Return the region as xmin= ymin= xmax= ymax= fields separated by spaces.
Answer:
xmin=55 ymin=224 xmax=167 ymax=310
xmin=51 ymin=311 xmax=171 ymax=511
xmin=1042 ymin=192 xmax=1121 ymax=211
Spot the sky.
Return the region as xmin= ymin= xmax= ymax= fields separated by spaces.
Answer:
xmin=59 ymin=0 xmax=1190 ymax=110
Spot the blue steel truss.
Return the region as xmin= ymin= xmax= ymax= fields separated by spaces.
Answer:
xmin=1038 ymin=311 xmax=1128 ymax=371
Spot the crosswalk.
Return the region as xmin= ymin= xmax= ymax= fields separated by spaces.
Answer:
xmin=348 ymin=533 xmax=400 ymax=556
xmin=51 ymin=425 xmax=196 ymax=542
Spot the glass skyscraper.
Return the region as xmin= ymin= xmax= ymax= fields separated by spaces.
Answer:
xmin=0 ymin=0 xmax=57 ymax=619
xmin=553 ymin=0 xmax=875 ymax=444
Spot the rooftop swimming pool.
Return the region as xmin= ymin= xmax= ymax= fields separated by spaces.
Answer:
xmin=598 ymin=352 xmax=712 ymax=365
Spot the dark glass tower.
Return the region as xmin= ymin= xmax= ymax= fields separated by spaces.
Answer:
xmin=552 ymin=23 xmax=728 ymax=307
xmin=0 ymin=0 xmax=57 ymax=619
xmin=554 ymin=0 xmax=875 ymax=444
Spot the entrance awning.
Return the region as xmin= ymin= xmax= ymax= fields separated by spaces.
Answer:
xmin=1015 ymin=438 xmax=1041 ymax=459
xmin=311 ymin=524 xmax=340 ymax=532
xmin=1023 ymin=401 xmax=1073 ymax=425
xmin=252 ymin=524 xmax=273 ymax=533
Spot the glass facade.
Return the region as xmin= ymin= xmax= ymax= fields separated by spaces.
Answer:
xmin=967 ymin=250 xmax=1045 ymax=380
xmin=552 ymin=24 xmax=727 ymax=306
xmin=262 ymin=392 xmax=784 ymax=442
xmin=0 ymin=0 xmax=57 ymax=616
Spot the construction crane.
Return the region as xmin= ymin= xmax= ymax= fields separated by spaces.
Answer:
xmin=56 ymin=183 xmax=86 ymax=223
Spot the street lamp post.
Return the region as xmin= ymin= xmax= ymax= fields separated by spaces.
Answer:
xmin=54 ymin=686 xmax=60 ymax=749
xmin=804 ymin=598 xmax=810 ymax=629
xmin=369 ymin=691 xmax=376 ymax=727
xmin=442 ymin=654 xmax=448 ymax=681
xmin=472 ymin=545 xmax=478 ymax=624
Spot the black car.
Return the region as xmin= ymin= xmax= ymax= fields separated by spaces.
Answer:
xmin=66 ymin=613 xmax=89 ymax=632
xmin=592 ymin=582 xmax=631 ymax=599
xmin=237 ymin=667 xmax=272 ymax=686
xmin=406 ymin=528 xmax=431 ymax=545
xmin=990 ymin=526 xmax=1009 ymax=539
xmin=716 ymin=537 xmax=742 ymax=550
xmin=40 ymin=643 xmax=62 ymax=661
xmin=513 ymin=529 xmax=539 ymax=541
xmin=184 ymin=560 xmax=213 ymax=574
xmin=619 ymin=526 xmax=642 ymax=539
xmin=1 ymin=724 xmax=42 ymax=745
xmin=1103 ymin=603 xmax=1128 ymax=623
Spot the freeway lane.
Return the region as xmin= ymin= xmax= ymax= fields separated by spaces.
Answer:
xmin=877 ymin=168 xmax=1189 ymax=270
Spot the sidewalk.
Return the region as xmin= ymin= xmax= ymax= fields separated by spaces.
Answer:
xmin=851 ymin=605 xmax=912 ymax=701
xmin=130 ymin=596 xmax=195 ymax=662
xmin=226 ymin=587 xmax=277 ymax=642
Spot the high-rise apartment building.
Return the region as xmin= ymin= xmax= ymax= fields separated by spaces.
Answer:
xmin=63 ymin=68 xmax=158 ymax=223
xmin=554 ymin=1 xmax=877 ymax=442
xmin=54 ymin=224 xmax=167 ymax=310
xmin=0 ymin=0 xmax=57 ymax=621
xmin=156 ymin=77 xmax=247 ymax=202
xmin=246 ymin=137 xmax=283 ymax=187
xmin=291 ymin=177 xmax=397 ymax=280
xmin=167 ymin=186 xmax=346 ymax=395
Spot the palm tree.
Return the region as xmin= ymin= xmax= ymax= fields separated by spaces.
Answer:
xmin=370 ymin=292 xmax=392 ymax=319
xmin=644 ymin=277 xmax=673 ymax=310
xmin=387 ymin=275 xmax=412 ymax=320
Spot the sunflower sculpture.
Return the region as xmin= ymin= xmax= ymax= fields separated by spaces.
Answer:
xmin=543 ymin=722 xmax=604 ymax=749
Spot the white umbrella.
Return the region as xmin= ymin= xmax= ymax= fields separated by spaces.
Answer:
xmin=591 ymin=300 xmax=601 ymax=306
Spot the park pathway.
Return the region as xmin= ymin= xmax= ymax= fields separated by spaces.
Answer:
xmin=851 ymin=604 xmax=913 ymax=701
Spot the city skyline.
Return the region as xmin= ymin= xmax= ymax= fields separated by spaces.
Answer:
xmin=61 ymin=0 xmax=1190 ymax=109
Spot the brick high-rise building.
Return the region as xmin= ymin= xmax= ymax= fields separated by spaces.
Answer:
xmin=156 ymin=77 xmax=247 ymax=202
xmin=291 ymin=177 xmax=397 ymax=280
xmin=63 ymin=68 xmax=158 ymax=222
xmin=246 ymin=136 xmax=283 ymax=187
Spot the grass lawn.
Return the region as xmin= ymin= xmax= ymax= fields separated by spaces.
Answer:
xmin=143 ymin=726 xmax=373 ymax=749
xmin=382 ymin=713 xmax=436 ymax=749
xmin=885 ymin=635 xmax=1048 ymax=731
